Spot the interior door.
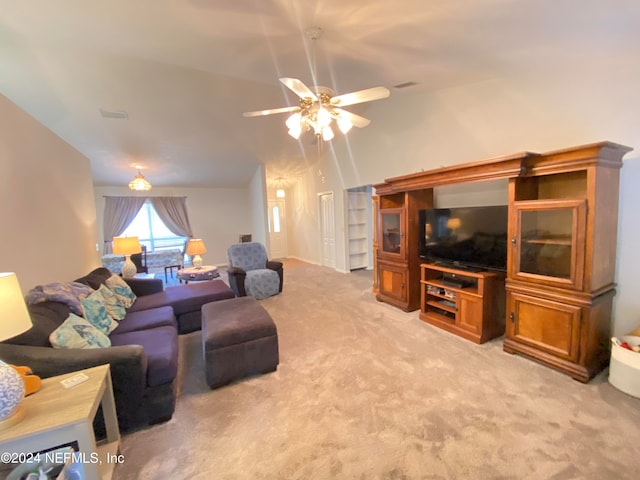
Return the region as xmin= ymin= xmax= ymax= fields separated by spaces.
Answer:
xmin=319 ymin=192 xmax=336 ymax=268
xmin=268 ymin=199 xmax=287 ymax=259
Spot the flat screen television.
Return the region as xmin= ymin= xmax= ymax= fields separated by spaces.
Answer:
xmin=419 ymin=205 xmax=508 ymax=271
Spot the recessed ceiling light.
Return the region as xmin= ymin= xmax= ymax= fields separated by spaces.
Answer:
xmin=99 ymin=109 xmax=128 ymax=119
xmin=393 ymin=81 xmax=419 ymax=89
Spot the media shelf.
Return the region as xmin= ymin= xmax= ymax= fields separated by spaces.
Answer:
xmin=420 ymin=263 xmax=505 ymax=344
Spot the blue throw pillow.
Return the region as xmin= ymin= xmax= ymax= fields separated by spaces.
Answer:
xmin=98 ymin=284 xmax=126 ymax=321
xmin=49 ymin=313 xmax=111 ymax=349
xmin=105 ymin=274 xmax=136 ymax=308
xmin=80 ymin=289 xmax=118 ymax=335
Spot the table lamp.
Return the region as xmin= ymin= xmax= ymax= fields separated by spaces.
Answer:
xmin=186 ymin=239 xmax=207 ymax=269
xmin=0 ymin=272 xmax=33 ymax=430
xmin=112 ymin=236 xmax=142 ymax=278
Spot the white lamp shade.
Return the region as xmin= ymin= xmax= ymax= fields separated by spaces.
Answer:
xmin=316 ymin=107 xmax=331 ymax=128
xmin=321 ymin=125 xmax=334 ymax=141
xmin=337 ymin=116 xmax=353 ymax=134
xmin=0 ymin=272 xmax=32 ymax=341
xmin=0 ymin=273 xmax=31 ymax=425
xmin=112 ymin=236 xmax=142 ymax=255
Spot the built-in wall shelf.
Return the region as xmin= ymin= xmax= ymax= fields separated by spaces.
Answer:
xmin=347 ymin=188 xmax=373 ymax=271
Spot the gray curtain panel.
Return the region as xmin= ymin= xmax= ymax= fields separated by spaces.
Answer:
xmin=150 ymin=197 xmax=194 ymax=238
xmin=103 ymin=196 xmax=147 ymax=253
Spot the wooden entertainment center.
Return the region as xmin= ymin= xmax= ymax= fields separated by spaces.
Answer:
xmin=373 ymin=141 xmax=632 ymax=382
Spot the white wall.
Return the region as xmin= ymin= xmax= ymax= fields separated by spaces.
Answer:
xmin=94 ymin=185 xmax=252 ymax=266
xmin=0 ymin=94 xmax=100 ymax=292
xmin=285 ymin=163 xmax=323 ymax=265
xmin=248 ymin=164 xmax=269 ymax=250
xmin=288 ymin=66 xmax=640 ymax=336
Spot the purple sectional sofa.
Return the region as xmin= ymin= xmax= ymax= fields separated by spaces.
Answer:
xmin=0 ymin=267 xmax=235 ymax=432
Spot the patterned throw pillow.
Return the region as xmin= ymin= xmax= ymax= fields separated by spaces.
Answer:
xmin=80 ymin=289 xmax=119 ymax=335
xmin=98 ymin=284 xmax=126 ymax=320
xmin=105 ymin=274 xmax=136 ymax=308
xmin=49 ymin=313 xmax=111 ymax=349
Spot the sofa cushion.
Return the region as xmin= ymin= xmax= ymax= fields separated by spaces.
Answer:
xmin=4 ymin=302 xmax=72 ymax=347
xmin=81 ymin=289 xmax=119 ymax=335
xmin=127 ymin=280 xmax=235 ymax=316
xmin=50 ymin=313 xmax=111 ymax=349
xmin=115 ymin=306 xmax=176 ymax=335
xmin=105 ymin=274 xmax=136 ymax=308
xmin=109 ymin=325 xmax=178 ymax=387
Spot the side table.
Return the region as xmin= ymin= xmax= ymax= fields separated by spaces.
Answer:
xmin=177 ymin=265 xmax=220 ymax=284
xmin=0 ymin=364 xmax=120 ymax=480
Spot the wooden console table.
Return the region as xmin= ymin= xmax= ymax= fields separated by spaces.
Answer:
xmin=0 ymin=365 xmax=120 ymax=480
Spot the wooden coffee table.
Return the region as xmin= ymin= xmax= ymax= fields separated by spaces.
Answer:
xmin=177 ymin=266 xmax=219 ymax=284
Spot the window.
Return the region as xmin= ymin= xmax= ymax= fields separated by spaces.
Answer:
xmin=272 ymin=205 xmax=281 ymax=233
xmin=122 ymin=201 xmax=187 ymax=251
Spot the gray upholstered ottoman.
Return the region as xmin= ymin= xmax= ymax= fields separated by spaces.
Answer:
xmin=202 ymin=296 xmax=279 ymax=388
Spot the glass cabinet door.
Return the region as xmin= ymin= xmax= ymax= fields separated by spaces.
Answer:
xmin=510 ymin=199 xmax=586 ymax=290
xmin=379 ymin=208 xmax=405 ymax=257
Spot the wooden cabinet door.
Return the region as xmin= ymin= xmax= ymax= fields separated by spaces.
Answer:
xmin=378 ymin=261 xmax=407 ymax=303
xmin=509 ymin=199 xmax=586 ymax=291
xmin=378 ymin=208 xmax=406 ymax=259
xmin=457 ymin=292 xmax=482 ymax=335
xmin=506 ymin=291 xmax=581 ymax=361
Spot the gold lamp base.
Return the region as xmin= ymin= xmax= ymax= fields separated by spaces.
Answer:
xmin=0 ymin=404 xmax=25 ymax=431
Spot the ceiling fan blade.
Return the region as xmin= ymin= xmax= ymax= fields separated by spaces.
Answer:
xmin=280 ymin=78 xmax=318 ymax=102
xmin=331 ymin=86 xmax=390 ymax=107
xmin=243 ymin=106 xmax=300 ymax=117
xmin=332 ymin=108 xmax=371 ymax=128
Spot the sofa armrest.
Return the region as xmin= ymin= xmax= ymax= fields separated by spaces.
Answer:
xmin=0 ymin=343 xmax=148 ymax=430
xmin=125 ymin=277 xmax=164 ymax=296
xmin=226 ymin=266 xmax=246 ymax=297
xmin=266 ymin=260 xmax=284 ymax=292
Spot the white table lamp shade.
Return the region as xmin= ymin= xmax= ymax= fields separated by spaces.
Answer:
xmin=0 ymin=272 xmax=33 ymax=426
xmin=0 ymin=273 xmax=32 ymax=340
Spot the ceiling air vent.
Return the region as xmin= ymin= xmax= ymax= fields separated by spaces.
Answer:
xmin=393 ymin=81 xmax=418 ymax=89
xmin=99 ymin=109 xmax=128 ymax=119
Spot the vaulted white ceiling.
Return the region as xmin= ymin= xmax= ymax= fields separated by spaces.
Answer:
xmin=1 ymin=1 xmax=639 ymax=188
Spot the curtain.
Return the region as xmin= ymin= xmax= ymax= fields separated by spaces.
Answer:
xmin=103 ymin=196 xmax=147 ymax=253
xmin=150 ymin=197 xmax=194 ymax=238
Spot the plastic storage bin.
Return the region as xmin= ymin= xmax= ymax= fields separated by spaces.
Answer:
xmin=609 ymin=337 xmax=640 ymax=398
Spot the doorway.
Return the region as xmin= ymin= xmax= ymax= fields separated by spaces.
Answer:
xmin=268 ymin=199 xmax=288 ymax=259
xmin=318 ymin=191 xmax=336 ymax=268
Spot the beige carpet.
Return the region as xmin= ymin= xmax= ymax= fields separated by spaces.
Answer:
xmin=114 ymin=259 xmax=640 ymax=479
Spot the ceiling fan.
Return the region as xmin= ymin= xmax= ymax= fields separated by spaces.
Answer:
xmin=243 ymin=27 xmax=390 ymax=141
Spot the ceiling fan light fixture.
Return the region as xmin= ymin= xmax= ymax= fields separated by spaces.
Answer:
xmin=286 ymin=112 xmax=301 ymax=129
xmin=322 ymin=126 xmax=335 ymax=141
xmin=316 ymin=107 xmax=332 ymax=128
xmin=288 ymin=126 xmax=302 ymax=139
xmin=243 ymin=26 xmax=390 ymax=143
xmin=337 ymin=117 xmax=353 ymax=134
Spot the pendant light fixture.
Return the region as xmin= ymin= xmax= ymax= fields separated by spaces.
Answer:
xmin=128 ymin=165 xmax=152 ymax=191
